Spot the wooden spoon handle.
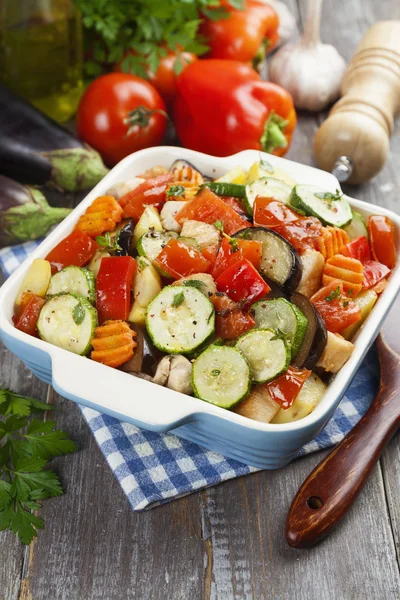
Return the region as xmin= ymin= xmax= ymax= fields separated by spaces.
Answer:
xmin=286 ymin=345 xmax=400 ymax=548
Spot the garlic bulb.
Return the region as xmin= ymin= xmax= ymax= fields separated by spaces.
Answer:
xmin=262 ymin=0 xmax=297 ymax=47
xmin=269 ymin=0 xmax=346 ymax=111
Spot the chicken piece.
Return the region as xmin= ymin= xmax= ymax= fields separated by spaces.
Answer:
xmin=296 ymin=249 xmax=325 ymax=298
xmin=160 ymin=201 xmax=187 ymax=232
xmin=316 ymin=331 xmax=355 ymax=374
xmin=180 ymin=219 xmax=220 ymax=252
xmin=152 ymin=355 xmax=193 ymax=395
xmin=107 ymin=177 xmax=145 ymax=200
xmin=234 ymin=385 xmax=280 ymax=423
xmin=172 ymin=273 xmax=217 ymax=298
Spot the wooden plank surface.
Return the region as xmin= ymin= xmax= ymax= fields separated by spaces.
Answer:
xmin=2 ymin=0 xmax=400 ymax=598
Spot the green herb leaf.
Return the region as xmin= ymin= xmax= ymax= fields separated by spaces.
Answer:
xmin=21 ymin=419 xmax=78 ymax=460
xmin=72 ymin=302 xmax=86 ymax=326
xmin=183 ymin=280 xmax=205 ymax=289
xmin=229 ymin=238 xmax=239 ymax=252
xmin=213 ymin=220 xmax=224 ymax=232
xmin=325 ymin=286 xmax=341 ymax=302
xmin=166 ymin=185 xmax=185 ymax=199
xmin=260 ymin=156 xmax=274 ymax=173
xmin=270 ymin=328 xmax=290 ymax=343
xmin=211 ymin=369 xmax=221 ymax=376
xmin=173 ymin=291 xmax=185 ymax=307
xmin=343 ymin=300 xmax=349 ymax=308
xmin=314 ymin=189 xmax=343 ymax=203
xmin=95 ymin=230 xmax=122 ymax=252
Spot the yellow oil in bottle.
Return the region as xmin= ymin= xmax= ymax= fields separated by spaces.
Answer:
xmin=0 ymin=1 xmax=83 ymax=123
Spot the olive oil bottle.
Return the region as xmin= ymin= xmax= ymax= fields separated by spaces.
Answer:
xmin=0 ymin=0 xmax=83 ymax=123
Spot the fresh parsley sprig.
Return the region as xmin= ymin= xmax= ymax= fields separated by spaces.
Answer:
xmin=95 ymin=230 xmax=122 ymax=253
xmin=0 ymin=390 xmax=77 ymax=545
xmin=213 ymin=220 xmax=239 ymax=252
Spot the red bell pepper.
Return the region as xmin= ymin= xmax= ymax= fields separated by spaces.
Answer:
xmin=176 ymin=187 xmax=250 ymax=236
xmin=153 ymin=238 xmax=210 ymax=279
xmin=210 ymin=293 xmax=255 ymax=340
xmin=13 ymin=293 xmax=46 ymax=337
xmin=266 ymin=366 xmax=311 ymax=409
xmin=216 ymin=258 xmax=270 ymax=307
xmin=199 ymin=0 xmax=279 ymax=64
xmin=174 ymin=60 xmax=296 ymax=158
xmin=275 ymin=217 xmax=323 ymax=254
xmin=96 ymin=256 xmax=136 ymax=323
xmin=119 ymin=173 xmax=172 ymax=221
xmin=211 ymin=237 xmax=262 ymax=280
xmin=253 ymin=197 xmax=299 ymax=228
xmin=45 ymin=230 xmax=98 ymax=272
xmin=339 ymin=235 xmax=371 ymax=263
xmin=368 ymin=216 xmax=396 ymax=269
xmin=221 ymin=195 xmax=248 ymax=218
xmin=310 ymin=280 xmax=361 ymax=334
xmin=363 ymin=260 xmax=390 ymax=289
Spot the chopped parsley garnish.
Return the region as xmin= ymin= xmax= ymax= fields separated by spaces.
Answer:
xmin=343 ymin=300 xmax=349 ymax=308
xmin=166 ymin=185 xmax=185 ymax=199
xmin=325 ymin=286 xmax=341 ymax=302
xmin=314 ymin=189 xmax=343 ymax=205
xmin=95 ymin=230 xmax=122 ymax=252
xmin=270 ymin=328 xmax=290 ymax=343
xmin=183 ymin=280 xmax=205 ymax=290
xmin=211 ymin=369 xmax=221 ymax=376
xmin=72 ymin=302 xmax=86 ymax=325
xmin=173 ymin=291 xmax=185 ymax=307
xmin=213 ymin=220 xmax=224 ymax=232
xmin=260 ymin=156 xmax=275 ymax=173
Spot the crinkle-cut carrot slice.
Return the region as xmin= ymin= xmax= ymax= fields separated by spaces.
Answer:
xmin=322 ymin=254 xmax=364 ymax=295
xmin=91 ymin=320 xmax=136 ymax=368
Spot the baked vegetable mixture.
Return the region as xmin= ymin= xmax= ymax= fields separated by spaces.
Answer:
xmin=13 ymin=159 xmax=396 ymax=424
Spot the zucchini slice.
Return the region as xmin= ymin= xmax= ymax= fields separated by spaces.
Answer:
xmin=344 ymin=211 xmax=369 ymax=240
xmin=47 ymin=266 xmax=96 ymax=303
xmin=244 ymin=176 xmax=293 ymax=215
xmin=234 ymin=226 xmax=302 ymax=290
xmin=37 ymin=293 xmax=97 ymax=356
xmin=146 ymin=285 xmax=215 ymax=354
xmin=192 ymin=345 xmax=251 ymax=408
xmin=235 ymin=328 xmax=290 ymax=383
xmin=290 ymin=184 xmax=352 ymax=228
xmin=137 ymin=230 xmax=173 ymax=263
xmin=201 ymin=181 xmax=246 ymax=198
xmin=250 ymin=298 xmax=308 ymax=358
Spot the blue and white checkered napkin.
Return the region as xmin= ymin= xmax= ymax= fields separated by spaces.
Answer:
xmin=0 ymin=241 xmax=380 ymax=510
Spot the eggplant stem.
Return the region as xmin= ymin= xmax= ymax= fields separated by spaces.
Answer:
xmin=123 ymin=106 xmax=168 ymax=137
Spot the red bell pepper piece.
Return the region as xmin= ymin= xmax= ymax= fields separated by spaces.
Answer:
xmin=96 ymin=256 xmax=136 ymax=323
xmin=368 ymin=215 xmax=396 ymax=269
xmin=211 ymin=237 xmax=262 ymax=280
xmin=339 ymin=235 xmax=371 ymax=263
xmin=153 ymin=238 xmax=210 ymax=279
xmin=119 ymin=173 xmax=172 ymax=221
xmin=221 ymin=196 xmax=249 ymax=217
xmin=174 ymin=60 xmax=296 ymax=158
xmin=253 ymin=197 xmax=299 ymax=228
xmin=13 ymin=293 xmax=46 ymax=337
xmin=176 ymin=187 xmax=250 ymax=236
xmin=199 ymin=1 xmax=279 ymax=63
xmin=266 ymin=366 xmax=311 ymax=409
xmin=275 ymin=217 xmax=323 ymax=254
xmin=45 ymin=230 xmax=98 ymax=272
xmin=310 ymin=280 xmax=361 ymax=334
xmin=363 ymin=260 xmax=390 ymax=289
xmin=210 ymin=293 xmax=256 ymax=340
xmin=216 ymin=258 xmax=270 ymax=307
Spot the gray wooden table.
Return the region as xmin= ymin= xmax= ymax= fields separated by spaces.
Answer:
xmin=2 ymin=1 xmax=400 ymax=598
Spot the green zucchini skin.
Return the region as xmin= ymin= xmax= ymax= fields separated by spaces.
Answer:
xmin=235 ymin=328 xmax=291 ymax=383
xmin=290 ymin=184 xmax=352 ymax=228
xmin=47 ymin=266 xmax=96 ymax=303
xmin=201 ymin=181 xmax=246 ymax=198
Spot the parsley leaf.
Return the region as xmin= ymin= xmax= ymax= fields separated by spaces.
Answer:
xmin=173 ymin=291 xmax=185 ymax=307
xmin=270 ymin=328 xmax=290 ymax=343
xmin=0 ymin=389 xmax=51 ymax=417
xmin=166 ymin=185 xmax=185 ymax=199
xmin=183 ymin=280 xmax=205 ymax=289
xmin=260 ymin=156 xmax=274 ymax=173
xmin=325 ymin=286 xmax=341 ymax=302
xmin=72 ymin=302 xmax=86 ymax=326
xmin=95 ymin=230 xmax=122 ymax=252
xmin=314 ymin=189 xmax=343 ymax=203
xmin=213 ymin=220 xmax=224 ymax=232
xmin=229 ymin=238 xmax=239 ymax=252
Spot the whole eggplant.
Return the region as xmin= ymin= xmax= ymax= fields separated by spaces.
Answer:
xmin=0 ymin=85 xmax=108 ymax=192
xmin=0 ymin=175 xmax=72 ymax=247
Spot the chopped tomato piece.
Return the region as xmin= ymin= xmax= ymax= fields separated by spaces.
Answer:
xmin=368 ymin=215 xmax=396 ymax=269
xmin=253 ymin=197 xmax=299 ymax=228
xmin=363 ymin=260 xmax=390 ymax=289
xmin=216 ymin=258 xmax=270 ymax=307
xmin=119 ymin=173 xmax=172 ymax=221
xmin=210 ymin=293 xmax=255 ymax=340
xmin=211 ymin=237 xmax=262 ymax=280
xmin=96 ymin=256 xmax=137 ymax=323
xmin=266 ymin=366 xmax=311 ymax=409
xmin=154 ymin=238 xmax=210 ymax=279
xmin=13 ymin=293 xmax=46 ymax=337
xmin=275 ymin=217 xmax=322 ymax=254
xmin=176 ymin=187 xmax=250 ymax=235
xmin=339 ymin=235 xmax=371 ymax=263
xmin=45 ymin=230 xmax=98 ymax=272
xmin=310 ymin=280 xmax=361 ymax=334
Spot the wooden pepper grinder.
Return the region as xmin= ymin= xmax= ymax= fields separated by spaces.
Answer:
xmin=314 ymin=21 xmax=400 ymax=184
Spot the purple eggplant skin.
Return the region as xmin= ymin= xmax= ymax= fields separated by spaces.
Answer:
xmin=0 ymin=85 xmax=108 ymax=191
xmin=0 ymin=175 xmax=71 ymax=247
xmin=290 ymin=291 xmax=327 ymax=370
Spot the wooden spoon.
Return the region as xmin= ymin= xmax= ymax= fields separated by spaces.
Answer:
xmin=286 ymin=292 xmax=400 ymax=548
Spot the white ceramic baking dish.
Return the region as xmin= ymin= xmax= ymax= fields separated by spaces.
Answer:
xmin=1 ymin=147 xmax=399 ymax=469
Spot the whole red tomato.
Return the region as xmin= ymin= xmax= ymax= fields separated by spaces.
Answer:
xmin=76 ymin=73 xmax=167 ymax=166
xmin=115 ymin=49 xmax=196 ymax=109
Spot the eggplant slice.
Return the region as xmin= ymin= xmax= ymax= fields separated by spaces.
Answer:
xmin=169 ymin=159 xmax=212 ymax=181
xmin=234 ymin=226 xmax=302 ymax=292
xmin=290 ymin=292 xmax=327 ymax=369
xmin=119 ymin=327 xmax=161 ymax=375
